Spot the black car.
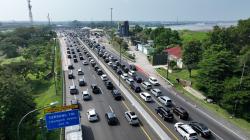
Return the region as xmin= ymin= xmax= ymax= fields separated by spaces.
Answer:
xmin=72 ymin=51 xmax=75 ymax=54
xmin=68 ymin=64 xmax=74 ymax=70
xmin=67 ymin=50 xmax=71 ymax=54
xmin=189 ymin=122 xmax=212 ymax=138
xmin=155 ymin=106 xmax=174 ymax=122
xmin=115 ymin=61 xmax=120 ymax=66
xmin=116 ymin=69 xmax=123 ymax=75
xmin=79 ymin=78 xmax=86 ymax=86
xmin=129 ymin=64 xmax=137 ymax=71
xmin=130 ymin=83 xmax=141 ymax=93
xmin=94 ymin=66 xmax=99 ymax=71
xmin=68 ymin=71 xmax=74 ymax=79
xmin=133 ymin=76 xmax=143 ymax=83
xmin=120 ymin=64 xmax=126 ymax=69
xmin=73 ymin=54 xmax=77 ymax=58
xmin=79 ymin=56 xmax=84 ymax=60
xmin=123 ymin=67 xmax=129 ymax=73
xmin=105 ymin=81 xmax=114 ymax=90
xmin=173 ymin=106 xmax=189 ymax=120
xmin=112 ymin=64 xmax=118 ymax=71
xmin=79 ymin=52 xmax=82 ymax=56
xmin=97 ymin=69 xmax=103 ymax=75
xmin=105 ymin=112 xmax=118 ymax=125
xmin=104 ymin=58 xmax=110 ymax=63
xmin=91 ymin=84 xmax=101 ymax=94
xmin=111 ymin=89 xmax=122 ymax=100
xmin=67 ymin=54 xmax=72 ymax=59
xmin=73 ymin=58 xmax=78 ymax=63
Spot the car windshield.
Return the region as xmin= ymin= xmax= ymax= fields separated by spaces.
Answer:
xmin=190 ymin=133 xmax=197 ymax=137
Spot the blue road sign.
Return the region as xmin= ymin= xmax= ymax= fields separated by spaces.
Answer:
xmin=45 ymin=109 xmax=80 ymax=130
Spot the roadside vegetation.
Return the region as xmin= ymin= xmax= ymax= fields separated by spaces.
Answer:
xmin=0 ymin=27 xmax=62 ymax=140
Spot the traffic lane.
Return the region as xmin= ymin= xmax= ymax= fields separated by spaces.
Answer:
xmin=67 ymin=43 xmax=151 ymax=140
xmin=75 ymin=54 xmax=150 ymax=140
xmin=93 ymin=42 xmax=224 ymax=140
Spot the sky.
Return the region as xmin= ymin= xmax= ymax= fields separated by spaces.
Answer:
xmin=0 ymin=0 xmax=250 ymax=21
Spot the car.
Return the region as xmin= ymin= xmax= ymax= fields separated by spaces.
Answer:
xmin=125 ymin=111 xmax=139 ymax=126
xmin=82 ymin=60 xmax=88 ymax=65
xmin=94 ymin=66 xmax=99 ymax=71
xmin=174 ymin=122 xmax=198 ymax=140
xmin=73 ymin=54 xmax=77 ymax=58
xmin=100 ymin=74 xmax=108 ymax=81
xmin=120 ymin=64 xmax=126 ymax=69
xmin=82 ymin=90 xmax=91 ymax=100
xmin=87 ymin=108 xmax=98 ymax=122
xmin=188 ymin=122 xmax=212 ymax=138
xmin=121 ymin=73 xmax=129 ymax=80
xmin=72 ymin=51 xmax=75 ymax=54
xmin=67 ymin=50 xmax=71 ymax=54
xmin=173 ymin=106 xmax=189 ymax=120
xmin=79 ymin=52 xmax=82 ymax=56
xmin=108 ymin=62 xmax=112 ymax=66
xmin=150 ymin=88 xmax=162 ymax=97
xmin=90 ymin=60 xmax=96 ymax=66
xmin=67 ymin=54 xmax=72 ymax=59
xmin=104 ymin=58 xmax=110 ymax=63
xmin=69 ymin=85 xmax=78 ymax=95
xmin=123 ymin=67 xmax=129 ymax=73
xmin=130 ymin=83 xmax=141 ymax=93
xmin=79 ymin=78 xmax=86 ymax=86
xmin=114 ymin=61 xmax=120 ymax=66
xmin=77 ymin=68 xmax=84 ymax=75
xmin=79 ymin=56 xmax=84 ymax=60
xmin=129 ymin=64 xmax=137 ymax=71
xmin=141 ymin=81 xmax=152 ymax=90
xmin=116 ymin=69 xmax=123 ymax=75
xmin=73 ymin=58 xmax=78 ymax=63
xmin=68 ymin=64 xmax=74 ymax=70
xmin=111 ymin=89 xmax=122 ymax=100
xmin=70 ymin=99 xmax=79 ymax=109
xmin=105 ymin=112 xmax=118 ymax=125
xmin=133 ymin=76 xmax=143 ymax=83
xmin=126 ymin=78 xmax=134 ymax=85
xmin=91 ymin=84 xmax=101 ymax=94
xmin=105 ymin=81 xmax=114 ymax=90
xmin=128 ymin=70 xmax=136 ymax=77
xmin=158 ymin=96 xmax=172 ymax=106
xmin=155 ymin=106 xmax=174 ymax=122
xmin=112 ymin=64 xmax=118 ymax=71
xmin=68 ymin=70 xmax=74 ymax=79
xmin=149 ymin=77 xmax=160 ymax=86
xmin=139 ymin=92 xmax=152 ymax=102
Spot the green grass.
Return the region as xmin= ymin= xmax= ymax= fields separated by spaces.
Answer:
xmin=156 ymin=68 xmax=250 ymax=134
xmin=0 ymin=56 xmax=24 ymax=65
xmin=179 ymin=30 xmax=209 ymax=44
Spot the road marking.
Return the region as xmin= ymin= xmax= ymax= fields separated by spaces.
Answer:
xmin=74 ymin=95 xmax=77 ymax=100
xmin=122 ymin=101 xmax=130 ymax=110
xmin=99 ymin=87 xmax=103 ymax=94
xmin=109 ymin=105 xmax=113 ymax=113
xmin=211 ymin=130 xmax=223 ymax=140
xmin=140 ymin=126 xmax=152 ymax=140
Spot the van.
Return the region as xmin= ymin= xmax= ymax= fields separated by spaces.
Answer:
xmin=139 ymin=92 xmax=152 ymax=102
xmin=141 ymin=82 xmax=152 ymax=90
xmin=158 ymin=96 xmax=172 ymax=106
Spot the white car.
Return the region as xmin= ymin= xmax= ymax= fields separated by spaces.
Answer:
xmin=108 ymin=62 xmax=113 ymax=66
xmin=100 ymin=74 xmax=108 ymax=81
xmin=125 ymin=78 xmax=134 ymax=85
xmin=87 ymin=108 xmax=98 ymax=122
xmin=78 ymin=68 xmax=84 ymax=75
xmin=82 ymin=60 xmax=88 ymax=65
xmin=148 ymin=77 xmax=159 ymax=86
xmin=128 ymin=70 xmax=136 ymax=76
xmin=174 ymin=122 xmax=198 ymax=140
xmin=121 ymin=73 xmax=129 ymax=80
xmin=125 ymin=111 xmax=139 ymax=125
xmin=82 ymin=90 xmax=91 ymax=100
xmin=150 ymin=88 xmax=162 ymax=97
xmin=139 ymin=92 xmax=152 ymax=102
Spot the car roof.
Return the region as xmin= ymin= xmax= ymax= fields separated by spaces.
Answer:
xmin=159 ymin=96 xmax=171 ymax=100
xmin=153 ymin=88 xmax=161 ymax=92
xmin=181 ymin=124 xmax=196 ymax=134
xmin=88 ymin=109 xmax=96 ymax=115
xmin=106 ymin=112 xmax=116 ymax=118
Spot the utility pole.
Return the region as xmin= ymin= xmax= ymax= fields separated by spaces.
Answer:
xmin=27 ymin=0 xmax=33 ymax=25
xmin=110 ymin=8 xmax=113 ymax=27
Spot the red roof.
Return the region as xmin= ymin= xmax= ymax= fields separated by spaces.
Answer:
xmin=164 ymin=46 xmax=182 ymax=59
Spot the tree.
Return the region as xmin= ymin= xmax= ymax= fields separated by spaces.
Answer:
xmin=121 ymin=41 xmax=128 ymax=50
xmin=182 ymin=41 xmax=202 ymax=77
xmin=0 ymin=42 xmax=19 ymax=58
xmin=133 ymin=25 xmax=143 ymax=33
xmin=196 ymin=45 xmax=236 ymax=101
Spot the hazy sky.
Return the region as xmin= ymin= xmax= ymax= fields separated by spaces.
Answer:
xmin=0 ymin=0 xmax=250 ymax=21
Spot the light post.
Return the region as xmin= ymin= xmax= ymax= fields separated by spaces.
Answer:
xmin=17 ymin=101 xmax=58 ymax=140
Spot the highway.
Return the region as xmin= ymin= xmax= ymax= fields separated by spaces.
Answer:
xmin=59 ymin=32 xmax=159 ymax=140
xmin=76 ymin=33 xmax=243 ymax=140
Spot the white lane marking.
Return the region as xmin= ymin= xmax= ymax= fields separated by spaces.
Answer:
xmin=71 ymin=79 xmax=75 ymax=86
xmin=211 ymin=130 xmax=223 ymax=140
xmin=100 ymin=87 xmax=103 ymax=94
xmin=109 ymin=105 xmax=113 ymax=113
xmin=74 ymin=95 xmax=77 ymax=100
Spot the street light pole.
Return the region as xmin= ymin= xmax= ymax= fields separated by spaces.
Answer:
xmin=17 ymin=101 xmax=58 ymax=140
xmin=119 ymin=44 xmax=121 ymax=86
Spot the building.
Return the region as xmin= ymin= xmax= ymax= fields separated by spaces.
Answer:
xmin=118 ymin=21 xmax=129 ymax=37
xmin=164 ymin=45 xmax=183 ymax=69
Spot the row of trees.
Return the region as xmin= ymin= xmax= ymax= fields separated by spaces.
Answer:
xmin=0 ymin=27 xmax=56 ymax=139
xmin=182 ymin=18 xmax=250 ymax=120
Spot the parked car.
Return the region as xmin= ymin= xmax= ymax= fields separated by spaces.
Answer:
xmin=108 ymin=62 xmax=112 ymax=66
xmin=133 ymin=76 xmax=143 ymax=83
xmin=87 ymin=108 xmax=98 ymax=122
xmin=111 ymin=89 xmax=122 ymax=100
xmin=73 ymin=58 xmax=78 ymax=63
xmin=82 ymin=90 xmax=91 ymax=100
xmin=126 ymin=78 xmax=134 ymax=85
xmin=68 ymin=64 xmax=74 ymax=70
xmin=121 ymin=73 xmax=129 ymax=80
xmin=173 ymin=106 xmax=189 ymax=120
xmin=130 ymin=83 xmax=141 ymax=93
xmin=105 ymin=81 xmax=114 ymax=90
xmin=149 ymin=77 xmax=160 ymax=86
xmin=94 ymin=66 xmax=99 ymax=71
xmin=188 ymin=122 xmax=212 ymax=138
xmin=105 ymin=112 xmax=118 ymax=125
xmin=123 ymin=67 xmax=129 ymax=73
xmin=116 ymin=69 xmax=123 ymax=75
xmin=141 ymin=81 xmax=152 ymax=90
xmin=112 ymin=64 xmax=118 ymax=71
xmin=97 ymin=69 xmax=103 ymax=75
xmin=139 ymin=92 xmax=152 ymax=102
xmin=158 ymin=96 xmax=172 ymax=106
xmin=155 ymin=106 xmax=174 ymax=122
xmin=100 ymin=74 xmax=108 ymax=81
xmin=125 ymin=111 xmax=139 ymax=126
xmin=174 ymin=122 xmax=198 ymax=140
xmin=82 ymin=60 xmax=88 ymax=65
xmin=79 ymin=56 xmax=84 ymax=60
xmin=128 ymin=70 xmax=136 ymax=77
xmin=69 ymin=85 xmax=77 ymax=95
xmin=78 ymin=68 xmax=84 ymax=75
xmin=91 ymin=84 xmax=101 ymax=94
xmin=79 ymin=77 xmax=86 ymax=86
xmin=150 ymin=88 xmax=162 ymax=97
xmin=129 ymin=64 xmax=136 ymax=71
xmin=67 ymin=54 xmax=72 ymax=59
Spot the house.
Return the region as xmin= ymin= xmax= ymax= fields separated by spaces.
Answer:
xmin=164 ymin=45 xmax=183 ymax=69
